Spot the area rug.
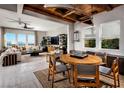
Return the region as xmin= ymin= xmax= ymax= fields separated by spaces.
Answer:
xmin=34 ymin=69 xmax=74 ymax=88
xmin=34 ymin=69 xmax=124 ymax=88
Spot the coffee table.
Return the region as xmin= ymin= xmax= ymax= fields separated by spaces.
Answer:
xmin=26 ymin=50 xmax=43 ymax=56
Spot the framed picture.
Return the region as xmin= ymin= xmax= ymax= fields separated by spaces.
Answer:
xmin=74 ymin=31 xmax=80 ymax=42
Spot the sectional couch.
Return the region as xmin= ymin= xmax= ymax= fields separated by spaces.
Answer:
xmin=0 ymin=48 xmax=21 ymax=66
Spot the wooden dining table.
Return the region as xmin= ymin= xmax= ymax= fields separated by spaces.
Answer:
xmin=60 ymin=54 xmax=102 ymax=87
xmin=60 ymin=54 xmax=102 ymax=65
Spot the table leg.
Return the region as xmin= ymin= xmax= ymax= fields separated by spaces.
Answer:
xmin=96 ymin=65 xmax=100 ymax=87
xmin=73 ymin=64 xmax=77 ymax=87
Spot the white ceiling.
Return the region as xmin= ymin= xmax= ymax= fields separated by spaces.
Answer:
xmin=0 ymin=5 xmax=67 ymax=32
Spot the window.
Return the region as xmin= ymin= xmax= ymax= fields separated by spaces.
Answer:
xmin=84 ymin=27 xmax=96 ymax=48
xmin=4 ymin=31 xmax=35 ymax=47
xmin=101 ymin=20 xmax=120 ymax=49
xmin=4 ymin=33 xmax=16 ymax=47
xmin=18 ymin=34 xmax=26 ymax=46
xmin=28 ymin=34 xmax=35 ymax=46
xmin=85 ymin=39 xmax=96 ymax=48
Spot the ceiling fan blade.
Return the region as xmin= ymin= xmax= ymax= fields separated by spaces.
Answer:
xmin=6 ymin=17 xmax=30 ymax=25
xmin=8 ymin=20 xmax=18 ymax=22
xmin=44 ymin=4 xmax=73 ymax=9
xmin=6 ymin=17 xmax=18 ymax=21
xmin=26 ymin=27 xmax=34 ymax=29
xmin=23 ymin=27 xmax=34 ymax=29
xmin=22 ymin=26 xmax=34 ymax=29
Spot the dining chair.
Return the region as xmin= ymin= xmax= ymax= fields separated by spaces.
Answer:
xmin=47 ymin=46 xmax=55 ymax=53
xmin=46 ymin=46 xmax=55 ymax=62
xmin=86 ymin=51 xmax=96 ymax=55
xmin=48 ymin=53 xmax=71 ymax=88
xmin=73 ymin=64 xmax=100 ymax=88
xmin=95 ymin=52 xmax=107 ymax=66
xmin=100 ymin=57 xmax=120 ymax=88
xmin=95 ymin=52 xmax=111 ymax=79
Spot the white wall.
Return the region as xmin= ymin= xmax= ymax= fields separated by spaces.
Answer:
xmin=0 ymin=27 xmax=2 ymax=49
xmin=36 ymin=31 xmax=46 ymax=45
xmin=74 ymin=5 xmax=124 ymax=56
xmin=46 ymin=25 xmax=67 ymax=36
xmin=74 ymin=22 xmax=89 ymax=51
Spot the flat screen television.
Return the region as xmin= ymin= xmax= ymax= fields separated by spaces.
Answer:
xmin=51 ymin=36 xmax=59 ymax=45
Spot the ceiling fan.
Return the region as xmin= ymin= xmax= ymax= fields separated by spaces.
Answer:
xmin=7 ymin=17 xmax=34 ymax=29
xmin=22 ymin=23 xmax=34 ymax=29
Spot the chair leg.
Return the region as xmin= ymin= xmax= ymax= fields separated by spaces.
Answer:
xmin=48 ymin=70 xmax=50 ymax=81
xmin=67 ymin=70 xmax=71 ymax=84
xmin=72 ymin=71 xmax=75 ymax=84
xmin=75 ymin=84 xmax=78 ymax=88
xmin=118 ymin=79 xmax=120 ymax=87
xmin=62 ymin=72 xmax=66 ymax=76
xmin=110 ymin=85 xmax=113 ymax=88
xmin=52 ymin=71 xmax=55 ymax=88
xmin=48 ymin=67 xmax=51 ymax=81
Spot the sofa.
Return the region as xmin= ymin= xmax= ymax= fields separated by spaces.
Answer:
xmin=2 ymin=54 xmax=17 ymax=66
xmin=0 ymin=47 xmax=21 ymax=66
xmin=21 ymin=46 xmax=42 ymax=55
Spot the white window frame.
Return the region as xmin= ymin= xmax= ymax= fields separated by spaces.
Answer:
xmin=83 ymin=26 xmax=96 ymax=49
xmin=100 ymin=20 xmax=120 ymax=50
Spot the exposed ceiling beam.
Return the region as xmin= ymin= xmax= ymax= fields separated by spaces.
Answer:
xmin=81 ymin=18 xmax=91 ymax=22
xmin=44 ymin=4 xmax=74 ymax=9
xmin=63 ymin=10 xmax=75 ymax=17
xmin=79 ymin=16 xmax=90 ymax=20
xmin=17 ymin=4 xmax=24 ymax=15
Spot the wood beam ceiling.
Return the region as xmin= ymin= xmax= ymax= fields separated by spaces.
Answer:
xmin=23 ymin=4 xmax=122 ymax=25
xmin=24 ymin=4 xmax=75 ymax=23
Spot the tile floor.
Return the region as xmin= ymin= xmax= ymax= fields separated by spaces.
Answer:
xmin=0 ymin=54 xmax=48 ymax=88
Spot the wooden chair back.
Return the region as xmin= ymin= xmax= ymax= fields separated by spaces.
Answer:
xmin=48 ymin=46 xmax=55 ymax=53
xmin=100 ymin=57 xmax=120 ymax=88
xmin=111 ymin=57 xmax=120 ymax=87
xmin=48 ymin=54 xmax=56 ymax=69
xmin=73 ymin=64 xmax=100 ymax=87
xmin=48 ymin=52 xmax=71 ymax=87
